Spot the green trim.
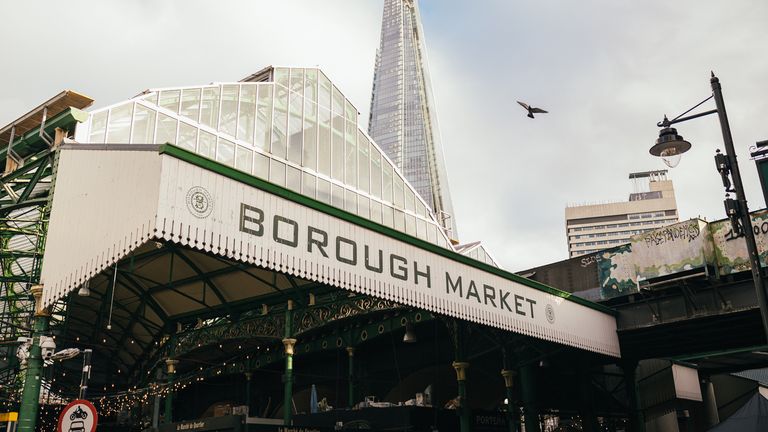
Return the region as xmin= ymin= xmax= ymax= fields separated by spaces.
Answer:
xmin=158 ymin=144 xmax=616 ymax=316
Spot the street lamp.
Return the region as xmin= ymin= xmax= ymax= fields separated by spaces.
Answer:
xmin=648 ymin=73 xmax=768 ymax=341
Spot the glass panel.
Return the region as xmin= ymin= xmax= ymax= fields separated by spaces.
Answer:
xmin=287 ymin=92 xmax=303 ymax=164
xmin=290 ymin=68 xmax=304 ymax=94
xmin=302 ymin=172 xmax=316 ymax=199
xmin=318 ymin=72 xmax=332 ymax=109
xmin=332 ymin=184 xmax=344 ymax=209
xmin=345 ymin=99 xmax=356 ymax=122
xmin=200 ymin=87 xmax=220 ymax=129
xmin=180 ymin=88 xmax=201 ymax=121
xmin=405 ymin=214 xmax=416 ymax=236
xmin=382 ymin=205 xmax=394 ymax=228
xmin=393 ymin=175 xmax=404 ymax=208
xmin=345 ymin=190 xmax=357 ymax=214
xmin=417 ymin=219 xmax=427 ymax=240
xmin=89 ymin=111 xmax=107 ymax=143
xmin=345 ymin=121 xmax=357 ymax=188
xmin=178 ymin=122 xmax=198 ymax=151
xmin=370 ymin=146 xmax=382 ymax=199
xmin=427 ymin=224 xmax=437 ymax=244
xmin=303 ymin=100 xmax=317 ymax=170
xmin=254 ymin=152 xmax=269 ymax=179
xmin=235 ymin=146 xmax=253 ymax=172
xmin=357 ymin=132 xmax=370 ymax=193
xmin=255 ymin=85 xmax=273 ymax=150
xmin=394 ymin=210 xmax=405 ymax=232
xmin=274 ymin=68 xmax=289 ymax=88
xmin=305 ymin=69 xmax=318 ymax=103
xmin=220 ymin=85 xmax=239 ymax=137
xmin=155 ymin=113 xmax=177 ymax=145
xmin=318 ymin=106 xmax=331 ymax=176
xmin=238 ymin=85 xmax=257 ymax=144
xmin=416 ymin=201 xmax=426 ymax=218
xmin=216 ymin=138 xmax=235 ymax=166
xmin=332 ymin=86 xmax=344 ymax=116
xmin=272 ymin=85 xmax=288 ymax=158
xmin=159 ymin=90 xmax=180 ymax=113
xmin=270 ymin=159 xmax=286 ymax=186
xmin=142 ymin=92 xmax=158 ymax=106
xmin=382 ymin=161 xmax=393 ymax=203
xmin=198 ymin=130 xmax=216 ymax=159
xmin=331 ymin=108 xmax=344 ymax=181
xmin=106 ymin=103 xmax=133 ymax=144
xmin=317 ymin=178 xmax=331 ymax=204
xmin=370 ymin=200 xmax=382 ymax=224
xmin=405 ymin=188 xmax=415 ymax=212
xmin=358 ymin=196 xmax=369 ymax=219
xmin=286 ymin=165 xmax=301 ymax=193
xmin=131 ymin=105 xmax=156 ymax=143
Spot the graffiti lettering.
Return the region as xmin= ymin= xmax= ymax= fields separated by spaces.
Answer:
xmin=580 ymin=254 xmax=602 ymax=268
xmin=643 ymin=223 xmax=701 ymax=247
xmin=724 ymin=221 xmax=768 ymax=242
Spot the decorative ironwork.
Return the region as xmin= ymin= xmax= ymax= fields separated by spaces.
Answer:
xmin=294 ymin=296 xmax=402 ymax=335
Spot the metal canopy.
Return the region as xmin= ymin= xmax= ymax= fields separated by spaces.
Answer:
xmin=39 ymin=144 xmax=621 ymax=361
xmin=0 ymin=90 xmax=92 ymax=147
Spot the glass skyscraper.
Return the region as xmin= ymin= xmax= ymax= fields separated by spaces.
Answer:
xmin=368 ymin=0 xmax=457 ymax=239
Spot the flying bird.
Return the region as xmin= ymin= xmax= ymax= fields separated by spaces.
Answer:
xmin=517 ymin=101 xmax=548 ymax=119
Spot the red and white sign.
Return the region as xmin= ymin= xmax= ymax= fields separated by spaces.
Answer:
xmin=57 ymin=399 xmax=98 ymax=432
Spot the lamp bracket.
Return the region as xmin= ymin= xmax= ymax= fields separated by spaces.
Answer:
xmin=657 ymin=94 xmax=716 ymax=127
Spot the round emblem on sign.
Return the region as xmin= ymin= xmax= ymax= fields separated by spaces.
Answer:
xmin=186 ymin=186 xmax=213 ymax=218
xmin=57 ymin=399 xmax=98 ymax=432
xmin=545 ymin=304 xmax=556 ymax=324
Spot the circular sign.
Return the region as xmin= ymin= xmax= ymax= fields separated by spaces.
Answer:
xmin=57 ymin=399 xmax=98 ymax=432
xmin=545 ymin=304 xmax=556 ymax=324
xmin=186 ymin=186 xmax=214 ymax=218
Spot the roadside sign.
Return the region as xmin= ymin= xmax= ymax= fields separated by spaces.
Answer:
xmin=57 ymin=400 xmax=97 ymax=432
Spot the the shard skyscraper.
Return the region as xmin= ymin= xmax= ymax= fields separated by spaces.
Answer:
xmin=368 ymin=0 xmax=457 ymax=238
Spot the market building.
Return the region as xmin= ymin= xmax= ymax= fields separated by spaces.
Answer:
xmin=0 ymin=67 xmax=628 ymax=432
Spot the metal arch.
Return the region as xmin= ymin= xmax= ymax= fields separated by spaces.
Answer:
xmin=168 ymin=246 xmax=234 ymax=317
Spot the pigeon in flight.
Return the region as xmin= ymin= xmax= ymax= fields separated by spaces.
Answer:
xmin=517 ymin=101 xmax=548 ymax=119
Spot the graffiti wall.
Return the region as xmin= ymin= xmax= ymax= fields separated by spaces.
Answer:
xmin=711 ymin=209 xmax=768 ymax=275
xmin=598 ymin=219 xmax=714 ymax=299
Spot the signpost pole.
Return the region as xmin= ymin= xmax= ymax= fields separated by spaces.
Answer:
xmin=17 ymin=285 xmax=49 ymax=432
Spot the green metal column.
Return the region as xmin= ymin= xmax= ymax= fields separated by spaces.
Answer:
xmin=17 ymin=285 xmax=49 ymax=432
xmin=346 ymin=347 xmax=355 ymax=408
xmin=519 ymin=363 xmax=540 ymax=432
xmin=452 ymin=361 xmax=471 ymax=432
xmin=501 ymin=370 xmax=518 ymax=432
xmin=621 ymin=360 xmax=645 ymax=432
xmin=163 ymin=359 xmax=178 ymax=424
xmin=283 ymin=300 xmax=295 ymax=425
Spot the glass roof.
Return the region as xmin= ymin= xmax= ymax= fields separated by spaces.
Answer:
xmin=75 ymin=67 xmax=457 ymax=250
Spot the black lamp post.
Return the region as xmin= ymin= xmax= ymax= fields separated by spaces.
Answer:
xmin=649 ymin=73 xmax=768 ymax=341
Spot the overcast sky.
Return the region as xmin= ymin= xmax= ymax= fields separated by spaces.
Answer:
xmin=1 ymin=0 xmax=767 ymax=271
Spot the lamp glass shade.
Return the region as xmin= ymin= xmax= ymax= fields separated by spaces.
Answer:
xmin=650 ymin=127 xmax=691 ymax=168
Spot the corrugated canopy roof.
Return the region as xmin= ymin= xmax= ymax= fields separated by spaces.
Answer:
xmin=0 ymin=90 xmax=93 ymax=146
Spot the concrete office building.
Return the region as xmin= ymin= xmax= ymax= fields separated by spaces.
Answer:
xmin=565 ymin=170 xmax=679 ymax=257
xmin=368 ymin=0 xmax=457 ymax=238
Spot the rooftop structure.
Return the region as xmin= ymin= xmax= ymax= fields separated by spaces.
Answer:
xmin=565 ymin=170 xmax=679 ymax=258
xmin=368 ymin=0 xmax=457 ymax=238
xmin=74 ymin=66 xmax=465 ymax=254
